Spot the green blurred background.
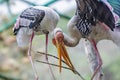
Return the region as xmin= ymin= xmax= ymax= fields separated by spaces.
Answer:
xmin=0 ymin=0 xmax=120 ymax=80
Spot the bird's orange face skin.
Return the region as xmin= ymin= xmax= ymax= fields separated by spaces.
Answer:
xmin=52 ymin=31 xmax=64 ymax=45
xmin=55 ymin=31 xmax=64 ymax=42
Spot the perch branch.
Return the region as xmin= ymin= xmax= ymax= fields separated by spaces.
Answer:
xmin=36 ymin=51 xmax=85 ymax=80
xmin=37 ymin=51 xmax=66 ymax=64
xmin=36 ymin=60 xmax=85 ymax=80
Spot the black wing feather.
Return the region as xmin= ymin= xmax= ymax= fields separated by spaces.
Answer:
xmin=13 ymin=7 xmax=45 ymax=35
xmin=95 ymin=1 xmax=115 ymax=31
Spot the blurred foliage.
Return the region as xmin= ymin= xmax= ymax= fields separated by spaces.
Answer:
xmin=0 ymin=0 xmax=8 ymax=4
xmin=104 ymin=58 xmax=120 ymax=80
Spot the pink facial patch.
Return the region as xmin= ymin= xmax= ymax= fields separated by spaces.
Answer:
xmin=13 ymin=18 xmax=20 ymax=30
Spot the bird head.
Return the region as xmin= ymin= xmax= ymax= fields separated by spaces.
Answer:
xmin=13 ymin=18 xmax=33 ymax=47
xmin=53 ymin=31 xmax=64 ymax=44
xmin=52 ymin=28 xmax=64 ymax=44
xmin=52 ymin=28 xmax=76 ymax=73
xmin=16 ymin=28 xmax=33 ymax=47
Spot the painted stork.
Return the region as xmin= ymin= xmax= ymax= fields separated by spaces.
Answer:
xmin=52 ymin=0 xmax=120 ymax=80
xmin=13 ymin=6 xmax=59 ymax=80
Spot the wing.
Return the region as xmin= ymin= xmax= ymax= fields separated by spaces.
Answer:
xmin=13 ymin=7 xmax=45 ymax=35
xmin=75 ymin=0 xmax=115 ymax=31
xmin=20 ymin=7 xmax=45 ymax=29
xmin=95 ymin=1 xmax=115 ymax=31
xmin=75 ymin=0 xmax=96 ymax=37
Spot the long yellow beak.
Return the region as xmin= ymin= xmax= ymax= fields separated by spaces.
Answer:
xmin=52 ymin=32 xmax=75 ymax=73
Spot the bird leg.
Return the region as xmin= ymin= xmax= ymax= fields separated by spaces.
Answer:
xmin=89 ymin=38 xmax=103 ymax=80
xmin=45 ymin=33 xmax=56 ymax=80
xmin=28 ymin=31 xmax=38 ymax=80
xmin=45 ymin=33 xmax=49 ymax=60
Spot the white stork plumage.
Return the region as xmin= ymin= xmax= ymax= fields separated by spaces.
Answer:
xmin=13 ymin=6 xmax=59 ymax=80
xmin=52 ymin=0 xmax=120 ymax=80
